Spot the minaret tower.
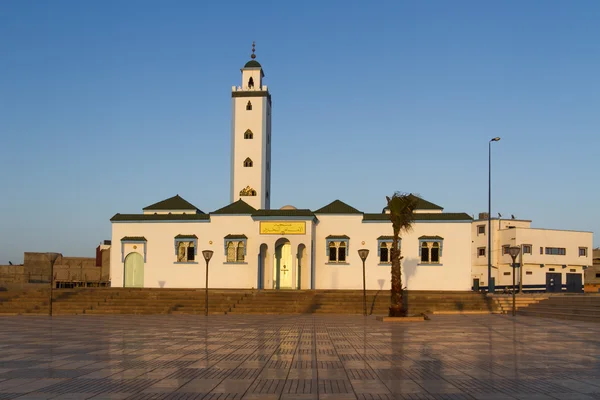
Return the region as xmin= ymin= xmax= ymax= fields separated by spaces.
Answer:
xmin=230 ymin=42 xmax=272 ymax=210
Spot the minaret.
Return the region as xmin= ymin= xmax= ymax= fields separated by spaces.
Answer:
xmin=230 ymin=42 xmax=272 ymax=210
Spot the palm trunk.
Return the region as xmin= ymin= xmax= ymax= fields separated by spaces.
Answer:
xmin=389 ymin=237 xmax=406 ymax=317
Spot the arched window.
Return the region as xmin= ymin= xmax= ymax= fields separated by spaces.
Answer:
xmin=328 ymin=242 xmax=337 ymax=262
xmin=226 ymin=242 xmax=236 ymax=262
xmin=243 ymin=158 xmax=253 ymax=167
xmin=431 ymin=242 xmax=440 ymax=263
xmin=244 ymin=129 xmax=253 ymax=139
xmin=248 ymin=77 xmax=254 ymax=89
xmin=246 ymin=101 xmax=252 ymax=110
xmin=380 ymin=242 xmax=389 ymax=263
xmin=240 ymin=186 xmax=257 ymax=196
xmin=421 ymin=242 xmax=429 ymax=263
xmin=236 ymin=242 xmax=245 ymax=262
xmin=338 ymin=241 xmax=347 ymax=262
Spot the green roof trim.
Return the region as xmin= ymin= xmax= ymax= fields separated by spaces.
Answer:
xmin=363 ymin=212 xmax=472 ymax=222
xmin=252 ymin=209 xmax=314 ymax=217
xmin=111 ymin=213 xmax=210 ymax=222
xmin=175 ymin=234 xmax=198 ymax=239
xmin=244 ymin=60 xmax=262 ymax=68
xmin=377 ymin=235 xmax=394 ymax=240
xmin=314 ymin=200 xmax=361 ymax=214
xmin=212 ymin=200 xmax=256 ymax=215
xmin=121 ymin=236 xmax=146 ymax=241
xmin=143 ymin=195 xmax=201 ymax=212
xmin=326 ymin=235 xmax=350 ymax=239
xmin=419 ymin=235 xmax=444 ymax=240
xmin=224 ymin=234 xmax=248 ymax=239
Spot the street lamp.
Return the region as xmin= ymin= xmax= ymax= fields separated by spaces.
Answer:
xmin=508 ymin=246 xmax=521 ymax=317
xmin=358 ymin=249 xmax=369 ymax=316
xmin=488 ymin=137 xmax=501 ymax=293
xmin=202 ymin=250 xmax=213 ymax=317
xmin=46 ymin=252 xmax=60 ymax=317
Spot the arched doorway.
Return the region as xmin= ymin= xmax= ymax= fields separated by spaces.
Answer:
xmin=297 ymin=244 xmax=306 ymax=289
xmin=258 ymin=244 xmax=269 ymax=289
xmin=124 ymin=252 xmax=144 ymax=288
xmin=274 ymin=238 xmax=292 ymax=289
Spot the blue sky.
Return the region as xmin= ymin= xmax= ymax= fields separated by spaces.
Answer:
xmin=1 ymin=0 xmax=598 ymax=264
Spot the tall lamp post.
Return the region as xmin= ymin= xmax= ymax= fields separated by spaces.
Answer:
xmin=488 ymin=137 xmax=501 ymax=293
xmin=358 ymin=249 xmax=370 ymax=317
xmin=202 ymin=250 xmax=214 ymax=317
xmin=46 ymin=252 xmax=60 ymax=317
xmin=508 ymin=246 xmax=521 ymax=316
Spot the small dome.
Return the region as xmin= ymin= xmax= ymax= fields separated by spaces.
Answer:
xmin=244 ymin=60 xmax=262 ymax=68
xmin=280 ymin=205 xmax=297 ymax=210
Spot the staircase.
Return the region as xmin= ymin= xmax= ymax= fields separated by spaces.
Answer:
xmin=228 ymin=290 xmax=500 ymax=315
xmin=228 ymin=290 xmax=315 ymax=314
xmin=0 ymin=289 xmax=49 ymax=315
xmin=1 ymin=288 xmax=559 ymax=316
xmin=517 ymin=295 xmax=600 ymax=322
xmin=491 ymin=294 xmax=548 ymax=314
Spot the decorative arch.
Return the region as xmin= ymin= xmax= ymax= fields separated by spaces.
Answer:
xmin=244 ymin=129 xmax=253 ymax=139
xmin=243 ymin=157 xmax=253 ymax=167
xmin=248 ymin=77 xmax=254 ymax=89
xmin=240 ymin=186 xmax=257 ymax=196
xmin=246 ymin=101 xmax=252 ymax=110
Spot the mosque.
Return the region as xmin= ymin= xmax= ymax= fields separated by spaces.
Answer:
xmin=109 ymin=45 xmax=591 ymax=292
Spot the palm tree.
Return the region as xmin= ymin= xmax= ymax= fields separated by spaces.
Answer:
xmin=386 ymin=192 xmax=417 ymax=317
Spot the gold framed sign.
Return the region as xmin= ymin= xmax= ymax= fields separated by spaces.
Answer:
xmin=260 ymin=221 xmax=306 ymax=235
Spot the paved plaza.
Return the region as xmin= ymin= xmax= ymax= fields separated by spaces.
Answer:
xmin=1 ymin=315 xmax=600 ymax=400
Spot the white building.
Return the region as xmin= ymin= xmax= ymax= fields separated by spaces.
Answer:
xmin=109 ymin=49 xmax=473 ymax=291
xmin=471 ymin=215 xmax=593 ymax=293
xmin=109 ymin=47 xmax=593 ymax=292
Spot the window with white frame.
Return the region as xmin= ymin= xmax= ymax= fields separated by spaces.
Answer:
xmin=377 ymin=236 xmax=399 ymax=264
xmin=579 ymin=247 xmax=588 ymax=257
xmin=174 ymin=235 xmax=197 ymax=263
xmin=522 ymin=244 xmax=532 ymax=254
xmin=224 ymin=234 xmax=247 ymax=263
xmin=477 ymin=225 xmax=485 ymax=235
xmin=419 ymin=236 xmax=443 ymax=264
xmin=502 ymin=245 xmax=510 ymax=255
xmin=326 ymin=235 xmax=349 ymax=263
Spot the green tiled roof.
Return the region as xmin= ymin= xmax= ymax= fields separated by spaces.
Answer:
xmin=121 ymin=236 xmax=146 ymax=241
xmin=244 ymin=60 xmax=262 ymax=68
xmin=111 ymin=213 xmax=210 ymax=222
xmin=383 ymin=194 xmax=443 ymax=212
xmin=175 ymin=234 xmax=198 ymax=239
xmin=326 ymin=235 xmax=350 ymax=239
xmin=377 ymin=235 xmax=394 ymax=240
xmin=212 ymin=200 xmax=256 ymax=215
xmin=225 ymin=234 xmax=248 ymax=239
xmin=252 ymin=209 xmax=314 ymax=217
xmin=419 ymin=235 xmax=444 ymax=240
xmin=314 ymin=200 xmax=362 ymax=214
xmin=143 ymin=195 xmax=201 ymax=212
xmin=409 ymin=194 xmax=443 ymax=210
xmin=363 ymin=212 xmax=472 ymax=222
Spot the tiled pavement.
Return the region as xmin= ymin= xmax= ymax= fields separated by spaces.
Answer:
xmin=1 ymin=315 xmax=600 ymax=400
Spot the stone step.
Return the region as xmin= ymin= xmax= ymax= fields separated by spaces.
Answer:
xmin=517 ymin=310 xmax=600 ymax=322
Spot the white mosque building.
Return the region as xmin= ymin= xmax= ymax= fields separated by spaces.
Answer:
xmin=109 ymin=47 xmax=592 ymax=292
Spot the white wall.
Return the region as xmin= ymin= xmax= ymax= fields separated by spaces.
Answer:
xmin=314 ymin=215 xmax=472 ymax=291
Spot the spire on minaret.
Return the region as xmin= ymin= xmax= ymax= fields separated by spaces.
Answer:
xmin=251 ymin=41 xmax=256 ymax=59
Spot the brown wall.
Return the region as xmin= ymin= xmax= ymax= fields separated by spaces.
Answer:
xmin=0 ymin=265 xmax=26 ymax=283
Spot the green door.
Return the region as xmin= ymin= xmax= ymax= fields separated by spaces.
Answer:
xmin=124 ymin=252 xmax=144 ymax=287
